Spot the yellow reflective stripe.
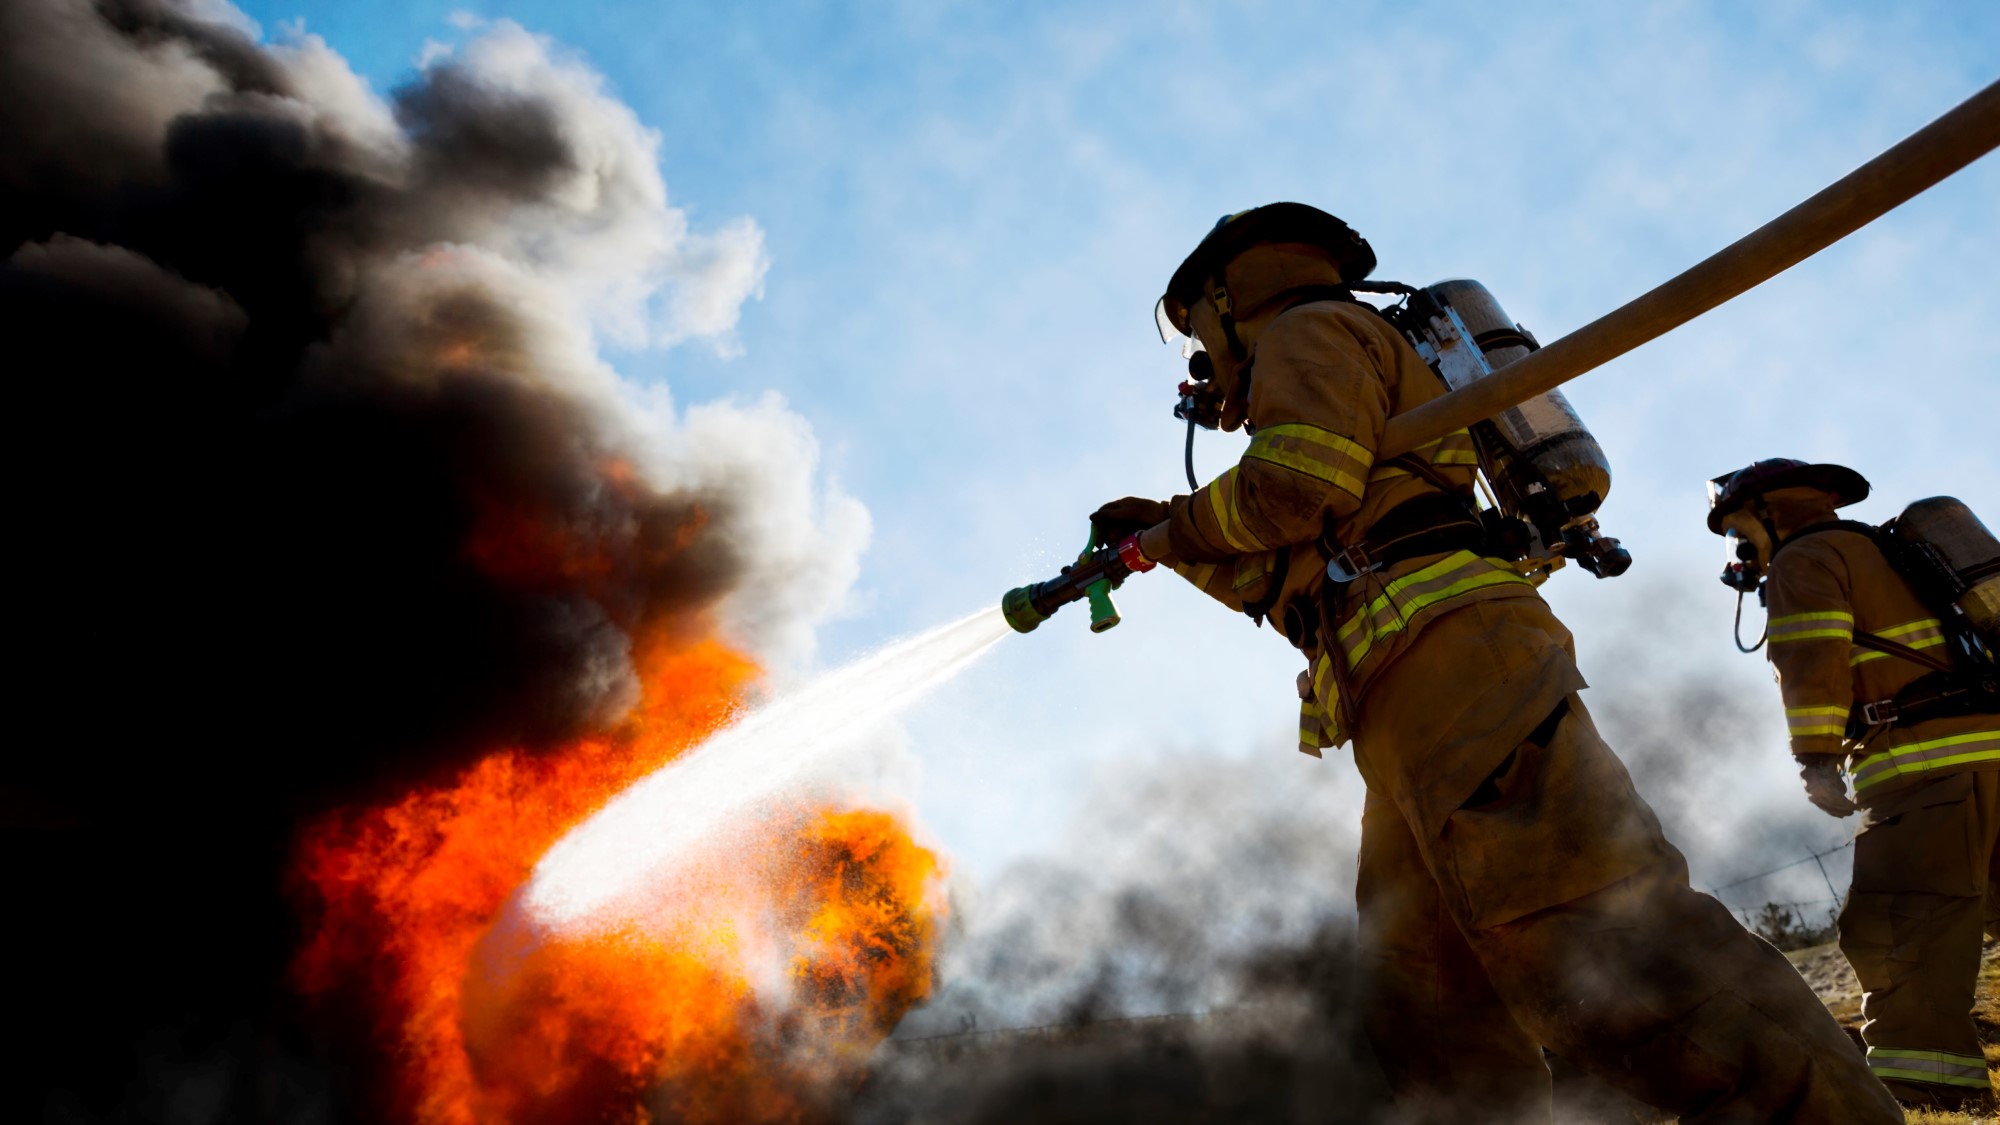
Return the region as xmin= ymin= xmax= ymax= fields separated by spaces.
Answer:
xmin=1173 ymin=561 xmax=1219 ymax=591
xmin=1244 ymin=423 xmax=1371 ymax=499
xmin=1336 ymin=552 xmax=1534 ymax=669
xmin=1786 ymin=705 xmax=1849 ymax=737
xmin=1850 ymin=618 xmax=1946 ymax=665
xmin=1203 ymin=466 xmax=1264 ymax=552
xmin=1879 ymin=618 xmax=1944 ymax=638
xmin=1367 ymin=429 xmax=1477 ymax=479
xmin=1768 ymin=610 xmax=1854 ymax=644
xmin=1231 ymin=553 xmax=1273 ymax=592
xmin=1851 ymin=636 xmax=1944 ymax=665
xmin=1852 ymin=729 xmax=2000 ymax=792
xmin=1866 ymin=1047 xmax=1990 ymax=1088
xmin=1306 ymin=654 xmax=1343 ymax=755
xmin=1771 ymin=611 xmax=1855 ymax=625
xmin=1869 ymin=1048 xmax=1989 ymax=1066
xmin=1312 ymin=651 xmax=1336 ymax=704
xmin=1298 ymin=697 xmax=1322 ymax=745
xmin=1867 ymin=1066 xmax=1989 ymax=1088
xmin=1430 ymin=429 xmax=1478 ymax=466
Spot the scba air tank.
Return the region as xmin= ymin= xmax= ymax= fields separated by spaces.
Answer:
xmin=1392 ymin=278 xmax=1630 ymax=578
xmin=1892 ymin=496 xmax=2000 ymax=650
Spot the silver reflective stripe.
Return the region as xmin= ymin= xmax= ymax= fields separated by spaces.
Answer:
xmin=1851 ymin=729 xmax=2000 ymax=792
xmin=1866 ymin=1046 xmax=1990 ymax=1089
xmin=1851 ymin=617 xmax=1944 ymax=665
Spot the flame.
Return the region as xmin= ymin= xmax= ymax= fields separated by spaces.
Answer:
xmin=292 ymin=632 xmax=946 ymax=1122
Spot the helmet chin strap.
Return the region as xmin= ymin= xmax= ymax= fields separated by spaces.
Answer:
xmin=1209 ymin=281 xmax=1249 ymax=361
xmin=1749 ymin=498 xmax=1785 ymax=556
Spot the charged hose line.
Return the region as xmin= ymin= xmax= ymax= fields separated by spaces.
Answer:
xmin=1378 ymin=78 xmax=2000 ymax=460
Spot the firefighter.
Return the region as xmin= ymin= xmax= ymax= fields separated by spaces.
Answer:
xmin=1091 ymin=205 xmax=1901 ymax=1122
xmin=1708 ymin=459 xmax=2000 ymax=1113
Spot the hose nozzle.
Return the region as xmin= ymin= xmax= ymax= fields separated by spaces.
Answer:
xmin=1001 ymin=531 xmax=1154 ymax=635
xmin=1001 ymin=585 xmax=1048 ymax=634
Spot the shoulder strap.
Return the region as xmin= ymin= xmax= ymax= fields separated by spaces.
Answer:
xmin=1777 ymin=519 xmax=1985 ymax=676
xmin=1850 ymin=630 xmax=1958 ymax=675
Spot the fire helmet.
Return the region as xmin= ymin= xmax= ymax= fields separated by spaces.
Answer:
xmin=1706 ymin=458 xmax=1870 ymax=534
xmin=1156 ymin=203 xmax=1376 ymax=340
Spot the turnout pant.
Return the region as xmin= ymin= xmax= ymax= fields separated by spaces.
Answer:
xmin=1350 ymin=599 xmax=1901 ymax=1123
xmin=1839 ymin=767 xmax=1999 ymax=1103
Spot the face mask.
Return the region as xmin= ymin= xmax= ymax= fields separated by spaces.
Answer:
xmin=1174 ymin=350 xmax=1224 ymax=430
xmin=1718 ymin=515 xmax=1774 ymax=594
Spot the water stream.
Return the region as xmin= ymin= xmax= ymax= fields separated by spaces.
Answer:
xmin=518 ymin=607 xmax=1014 ymax=932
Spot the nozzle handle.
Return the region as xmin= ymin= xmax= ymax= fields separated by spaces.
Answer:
xmin=1086 ymin=577 xmax=1120 ymax=632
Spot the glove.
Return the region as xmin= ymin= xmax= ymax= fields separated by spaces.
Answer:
xmin=1797 ymin=757 xmax=1856 ymax=818
xmin=1089 ymin=496 xmax=1171 ymax=542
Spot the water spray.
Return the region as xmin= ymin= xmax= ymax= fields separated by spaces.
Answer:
xmin=520 ymin=607 xmax=1015 ymax=931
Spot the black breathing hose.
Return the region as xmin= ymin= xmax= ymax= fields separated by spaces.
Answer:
xmin=1184 ymin=414 xmax=1198 ymax=491
xmin=1733 ymin=590 xmax=1767 ymax=653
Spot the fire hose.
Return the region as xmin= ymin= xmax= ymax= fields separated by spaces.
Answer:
xmin=1003 ymin=78 xmax=2000 ymax=634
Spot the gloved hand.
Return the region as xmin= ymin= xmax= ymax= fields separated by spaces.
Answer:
xmin=1090 ymin=496 xmax=1171 ymax=542
xmin=1797 ymin=757 xmax=1856 ymax=818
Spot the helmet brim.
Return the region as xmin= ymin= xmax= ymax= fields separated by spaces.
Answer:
xmin=1706 ymin=463 xmax=1871 ymax=533
xmin=1159 ymin=203 xmax=1375 ymax=323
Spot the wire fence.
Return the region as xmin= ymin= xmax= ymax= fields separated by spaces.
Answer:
xmin=1704 ymin=839 xmax=1855 ymax=928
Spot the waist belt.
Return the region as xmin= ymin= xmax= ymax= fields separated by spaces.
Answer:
xmin=1280 ymin=491 xmax=1488 ymax=650
xmin=1323 ymin=492 xmax=1487 ymax=583
xmin=1849 ymin=667 xmax=2000 ymax=736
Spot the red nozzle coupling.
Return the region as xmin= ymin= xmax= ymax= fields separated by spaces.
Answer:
xmin=1117 ymin=534 xmax=1156 ymax=573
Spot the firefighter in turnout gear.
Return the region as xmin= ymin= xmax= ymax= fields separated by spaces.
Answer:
xmin=1709 ymin=459 xmax=2000 ymax=1113
xmin=1093 ymin=205 xmax=1902 ymax=1123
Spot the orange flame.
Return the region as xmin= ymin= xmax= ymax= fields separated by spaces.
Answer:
xmin=292 ymin=632 xmax=946 ymax=1123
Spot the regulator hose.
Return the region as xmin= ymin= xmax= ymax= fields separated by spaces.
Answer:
xmin=1734 ymin=590 xmax=1767 ymax=653
xmin=1184 ymin=413 xmax=1198 ymax=491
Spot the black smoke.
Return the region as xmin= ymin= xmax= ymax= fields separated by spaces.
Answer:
xmin=854 ymin=752 xmax=1667 ymax=1124
xmin=1 ymin=3 xmax=793 ymax=1119
xmin=844 ymin=753 xmax=1387 ymax=1122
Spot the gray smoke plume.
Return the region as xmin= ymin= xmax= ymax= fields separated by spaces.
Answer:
xmin=855 ymin=751 xmax=1398 ymax=1124
xmin=858 ymin=583 xmax=1837 ymax=1123
xmin=1 ymin=2 xmax=862 ymax=1119
xmin=1576 ymin=579 xmax=1855 ymax=920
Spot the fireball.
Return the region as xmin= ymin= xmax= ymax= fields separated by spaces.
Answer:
xmin=292 ymin=634 xmax=947 ymax=1123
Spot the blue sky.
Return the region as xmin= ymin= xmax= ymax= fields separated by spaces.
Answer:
xmin=237 ymin=0 xmax=1997 ymax=895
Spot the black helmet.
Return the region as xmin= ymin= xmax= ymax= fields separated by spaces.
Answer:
xmin=1157 ymin=203 xmax=1376 ymax=337
xmin=1706 ymin=458 xmax=1870 ymax=534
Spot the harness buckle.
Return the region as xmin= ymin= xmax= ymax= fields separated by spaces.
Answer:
xmin=1860 ymin=698 xmax=1899 ymax=726
xmin=1325 ymin=542 xmax=1379 ymax=585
